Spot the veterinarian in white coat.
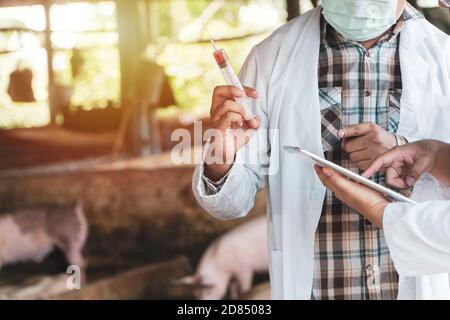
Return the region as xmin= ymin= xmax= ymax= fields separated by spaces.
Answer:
xmin=192 ymin=7 xmax=450 ymax=299
xmin=315 ymin=140 xmax=450 ymax=299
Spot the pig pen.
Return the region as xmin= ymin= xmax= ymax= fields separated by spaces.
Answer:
xmin=0 ymin=150 xmax=268 ymax=299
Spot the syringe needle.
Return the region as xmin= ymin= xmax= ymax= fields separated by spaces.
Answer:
xmin=210 ymin=39 xmax=218 ymax=52
xmin=201 ymin=20 xmax=218 ymax=51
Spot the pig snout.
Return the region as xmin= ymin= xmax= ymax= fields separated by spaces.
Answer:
xmin=174 ymin=275 xmax=227 ymax=300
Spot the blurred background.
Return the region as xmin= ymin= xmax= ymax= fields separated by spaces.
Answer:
xmin=0 ymin=0 xmax=448 ymax=300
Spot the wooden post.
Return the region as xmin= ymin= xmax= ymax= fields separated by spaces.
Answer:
xmin=44 ymin=0 xmax=55 ymax=123
xmin=115 ymin=0 xmax=146 ymax=155
xmin=287 ymin=0 xmax=300 ymax=21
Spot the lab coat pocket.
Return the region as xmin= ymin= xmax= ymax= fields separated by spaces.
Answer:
xmin=269 ymin=250 xmax=283 ymax=299
xmin=319 ymin=87 xmax=342 ymax=152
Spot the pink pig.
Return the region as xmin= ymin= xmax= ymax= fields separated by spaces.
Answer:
xmin=0 ymin=201 xmax=88 ymax=272
xmin=177 ymin=216 xmax=268 ymax=300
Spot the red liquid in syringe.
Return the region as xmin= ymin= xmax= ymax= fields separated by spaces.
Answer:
xmin=212 ymin=47 xmax=246 ymax=92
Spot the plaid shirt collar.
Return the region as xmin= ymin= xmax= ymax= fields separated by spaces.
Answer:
xmin=320 ymin=2 xmax=423 ymax=45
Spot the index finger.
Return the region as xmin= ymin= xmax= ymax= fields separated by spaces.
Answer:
xmin=338 ymin=122 xmax=375 ymax=139
xmin=362 ymin=150 xmax=398 ymax=178
xmin=211 ymin=85 xmax=258 ymax=114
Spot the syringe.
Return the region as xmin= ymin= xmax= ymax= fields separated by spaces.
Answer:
xmin=204 ymin=26 xmax=256 ymax=120
xmin=212 ymin=42 xmax=242 ymax=88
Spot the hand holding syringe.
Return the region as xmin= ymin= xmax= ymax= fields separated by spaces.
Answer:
xmin=201 ymin=23 xmax=260 ymax=181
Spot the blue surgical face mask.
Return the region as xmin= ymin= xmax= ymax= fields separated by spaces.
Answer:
xmin=321 ymin=0 xmax=400 ymax=42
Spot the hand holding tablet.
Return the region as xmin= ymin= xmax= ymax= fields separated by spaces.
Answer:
xmin=283 ymin=145 xmax=417 ymax=205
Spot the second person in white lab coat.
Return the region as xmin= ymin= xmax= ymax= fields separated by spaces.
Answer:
xmin=315 ymin=139 xmax=450 ymax=299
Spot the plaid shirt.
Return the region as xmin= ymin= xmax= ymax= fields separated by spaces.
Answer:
xmin=312 ymin=4 xmax=423 ymax=300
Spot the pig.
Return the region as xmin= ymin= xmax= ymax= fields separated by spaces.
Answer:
xmin=176 ymin=215 xmax=268 ymax=300
xmin=0 ymin=201 xmax=88 ymax=273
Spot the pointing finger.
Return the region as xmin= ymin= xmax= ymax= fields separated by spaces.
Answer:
xmin=362 ymin=150 xmax=399 ymax=178
xmin=212 ymin=100 xmax=246 ymax=123
xmin=211 ymin=85 xmax=258 ymax=116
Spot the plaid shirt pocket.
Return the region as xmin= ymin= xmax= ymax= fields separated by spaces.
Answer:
xmin=388 ymin=89 xmax=402 ymax=133
xmin=320 ymin=87 xmax=342 ymax=152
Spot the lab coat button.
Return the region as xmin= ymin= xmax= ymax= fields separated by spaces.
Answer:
xmin=310 ymin=189 xmax=322 ymax=200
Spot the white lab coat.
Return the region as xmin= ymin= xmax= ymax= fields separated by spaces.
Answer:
xmin=383 ymin=174 xmax=450 ymax=299
xmin=192 ymin=7 xmax=450 ymax=299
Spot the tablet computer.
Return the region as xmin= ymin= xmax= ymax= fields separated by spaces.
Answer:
xmin=283 ymin=145 xmax=417 ymax=205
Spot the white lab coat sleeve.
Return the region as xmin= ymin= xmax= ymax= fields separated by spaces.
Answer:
xmin=192 ymin=47 xmax=269 ymax=221
xmin=383 ymin=200 xmax=450 ymax=277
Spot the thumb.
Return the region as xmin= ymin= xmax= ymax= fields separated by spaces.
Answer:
xmin=338 ymin=122 xmax=374 ymax=139
xmin=245 ymin=115 xmax=260 ymax=129
xmin=362 ymin=148 xmax=399 ymax=178
xmin=404 ymin=157 xmax=429 ymax=186
xmin=362 ymin=157 xmax=388 ymax=178
xmin=243 ymin=86 xmax=259 ymax=99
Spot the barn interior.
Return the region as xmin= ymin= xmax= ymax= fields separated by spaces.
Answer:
xmin=0 ymin=0 xmax=448 ymax=300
